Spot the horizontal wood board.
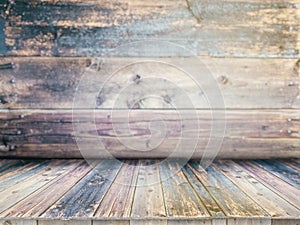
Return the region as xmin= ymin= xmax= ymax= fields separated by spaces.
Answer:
xmin=0 ymin=109 xmax=299 ymax=158
xmin=0 ymin=0 xmax=299 ymax=57
xmin=0 ymin=57 xmax=299 ymax=109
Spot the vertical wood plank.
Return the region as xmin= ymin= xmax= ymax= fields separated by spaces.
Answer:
xmin=38 ymin=220 xmax=91 ymax=225
xmin=42 ymin=160 xmax=122 ymax=219
xmin=131 ymin=219 xmax=167 ymax=225
xmin=159 ymin=160 xmax=210 ymax=218
xmin=131 ymin=160 xmax=166 ymax=219
xmin=168 ymin=219 xmax=211 ymax=225
xmin=0 ymin=220 xmax=36 ymax=225
xmin=182 ymin=166 xmax=225 ymax=218
xmin=227 ymin=218 xmax=271 ymax=225
xmin=271 ymin=219 xmax=300 ymax=225
xmin=93 ymin=221 xmax=129 ymax=225
xmin=94 ymin=160 xmax=139 ymax=218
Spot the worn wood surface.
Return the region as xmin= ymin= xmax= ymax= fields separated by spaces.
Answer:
xmin=253 ymin=160 xmax=300 ymax=189
xmin=0 ymin=57 xmax=299 ymax=109
xmin=0 ymin=159 xmax=299 ymax=223
xmin=159 ymin=160 xmax=210 ymax=218
xmin=239 ymin=161 xmax=300 ymax=209
xmin=95 ymin=160 xmax=139 ymax=218
xmin=214 ymin=160 xmax=300 ymax=218
xmin=0 ymin=109 xmax=299 ymax=159
xmin=42 ymin=160 xmax=122 ymax=219
xmin=131 ymin=160 xmax=166 ymax=218
xmin=1 ymin=160 xmax=95 ymax=218
xmin=188 ymin=161 xmax=269 ymax=218
xmin=0 ymin=0 xmax=299 ymax=57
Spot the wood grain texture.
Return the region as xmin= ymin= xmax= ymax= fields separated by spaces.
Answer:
xmin=0 ymin=160 xmax=49 ymax=192
xmin=188 ymin=161 xmax=269 ymax=217
xmin=0 ymin=57 xmax=299 ymax=109
xmin=182 ymin=166 xmax=225 ymax=218
xmin=271 ymin=219 xmax=300 ymax=225
xmin=1 ymin=0 xmax=299 ymax=57
xmin=38 ymin=221 xmax=91 ymax=225
xmin=41 ymin=160 xmax=122 ymax=219
xmin=238 ymin=161 xmax=300 ymax=209
xmin=0 ymin=109 xmax=299 ymax=159
xmin=227 ymin=218 xmax=271 ymax=225
xmin=0 ymin=220 xmax=36 ymax=225
xmin=159 ymin=160 xmax=210 ymax=218
xmin=214 ymin=160 xmax=300 ymax=218
xmin=0 ymin=159 xmax=299 ymax=223
xmin=167 ymin=220 xmax=211 ymax=225
xmin=253 ymin=160 xmax=300 ymax=189
xmin=0 ymin=160 xmax=73 ymax=214
xmin=1 ymin=160 xmax=94 ymax=218
xmin=131 ymin=160 xmax=166 ymax=219
xmin=95 ymin=160 xmax=139 ymax=218
xmin=93 ymin=221 xmax=129 ymax=225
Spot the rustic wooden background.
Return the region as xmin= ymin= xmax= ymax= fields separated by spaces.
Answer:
xmin=0 ymin=0 xmax=299 ymax=158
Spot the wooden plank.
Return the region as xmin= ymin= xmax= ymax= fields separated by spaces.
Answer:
xmin=0 ymin=160 xmax=50 ymax=192
xmin=253 ymin=160 xmax=300 ymax=189
xmin=0 ymin=220 xmax=36 ymax=225
xmin=182 ymin=166 xmax=225 ymax=218
xmin=272 ymin=219 xmax=300 ymax=225
xmin=0 ymin=160 xmax=28 ymax=175
xmin=93 ymin=221 xmax=129 ymax=225
xmin=238 ymin=161 xmax=300 ymax=209
xmin=280 ymin=160 xmax=300 ymax=171
xmin=0 ymin=57 xmax=299 ymax=109
xmin=188 ymin=161 xmax=269 ymax=218
xmin=131 ymin=219 xmax=167 ymax=225
xmin=0 ymin=160 xmax=73 ymax=214
xmin=213 ymin=160 xmax=300 ymax=218
xmin=131 ymin=160 xmax=166 ymax=218
xmin=159 ymin=160 xmax=210 ymax=218
xmin=38 ymin=221 xmax=90 ymax=225
xmin=0 ymin=160 xmax=95 ymax=218
xmin=227 ymin=218 xmax=271 ymax=225
xmin=95 ymin=160 xmax=139 ymax=218
xmin=2 ymin=0 xmax=299 ymax=57
xmin=0 ymin=109 xmax=299 ymax=159
xmin=41 ymin=160 xmax=122 ymax=219
xmin=167 ymin=220 xmax=211 ymax=225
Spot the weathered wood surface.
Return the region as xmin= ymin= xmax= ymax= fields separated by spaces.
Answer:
xmin=188 ymin=161 xmax=268 ymax=218
xmin=214 ymin=160 xmax=300 ymax=218
xmin=0 ymin=160 xmax=74 ymax=214
xmin=131 ymin=160 xmax=166 ymax=219
xmin=0 ymin=57 xmax=299 ymax=109
xmin=1 ymin=160 xmax=94 ymax=218
xmin=0 ymin=0 xmax=299 ymax=57
xmin=42 ymin=160 xmax=122 ymax=219
xmin=159 ymin=160 xmax=210 ymax=218
xmin=239 ymin=161 xmax=300 ymax=209
xmin=0 ymin=159 xmax=299 ymax=223
xmin=95 ymin=160 xmax=139 ymax=218
xmin=253 ymin=160 xmax=300 ymax=189
xmin=0 ymin=109 xmax=299 ymax=158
